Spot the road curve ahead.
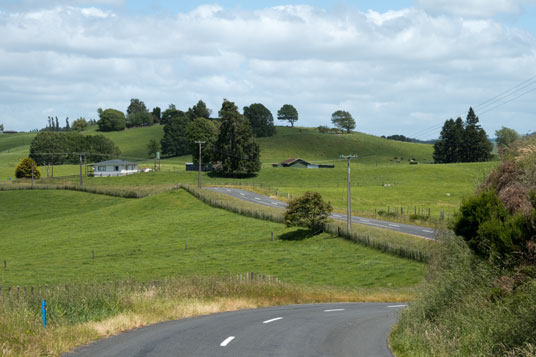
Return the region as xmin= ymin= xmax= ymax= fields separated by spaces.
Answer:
xmin=205 ymin=187 xmax=438 ymax=240
xmin=66 ymin=303 xmax=405 ymax=357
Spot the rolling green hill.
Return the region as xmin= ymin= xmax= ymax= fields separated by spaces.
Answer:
xmin=0 ymin=189 xmax=424 ymax=287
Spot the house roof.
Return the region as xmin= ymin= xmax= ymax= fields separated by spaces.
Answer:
xmin=91 ymin=160 xmax=138 ymax=166
xmin=279 ymin=158 xmax=311 ymax=165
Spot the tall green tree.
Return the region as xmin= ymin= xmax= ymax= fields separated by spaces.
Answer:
xmin=186 ymin=117 xmax=219 ymax=165
xmin=331 ymin=110 xmax=356 ymax=133
xmin=152 ymin=107 xmax=161 ymax=124
xmin=160 ymin=111 xmax=190 ymax=157
xmin=243 ymin=103 xmax=276 ymax=137
xmin=433 ymin=108 xmax=492 ymax=163
xmin=126 ymin=98 xmax=152 ymax=127
xmin=463 ymin=107 xmax=492 ymax=162
xmin=213 ymin=100 xmax=261 ymax=176
xmin=0 ymin=123 xmax=4 ymax=131
xmin=495 ymin=127 xmax=520 ymax=149
xmin=187 ymin=100 xmax=211 ymax=121
xmin=97 ymin=108 xmax=126 ymax=132
xmin=277 ymin=104 xmax=298 ymax=127
xmin=161 ymin=105 xmax=182 ymax=125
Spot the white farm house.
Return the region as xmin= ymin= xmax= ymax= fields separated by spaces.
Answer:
xmin=91 ymin=160 xmax=138 ymax=177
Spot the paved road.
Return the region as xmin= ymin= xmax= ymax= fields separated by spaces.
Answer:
xmin=66 ymin=303 xmax=405 ymax=357
xmin=206 ymin=187 xmax=438 ymax=240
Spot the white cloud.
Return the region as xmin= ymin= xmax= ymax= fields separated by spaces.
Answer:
xmin=415 ymin=0 xmax=536 ymax=17
xmin=0 ymin=4 xmax=535 ymax=138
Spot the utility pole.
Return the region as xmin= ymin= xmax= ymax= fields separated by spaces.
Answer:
xmin=340 ymin=154 xmax=358 ymax=233
xmin=77 ymin=152 xmax=85 ymax=186
xmin=195 ymin=141 xmax=206 ymax=188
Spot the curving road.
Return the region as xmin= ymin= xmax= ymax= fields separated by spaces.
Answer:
xmin=66 ymin=303 xmax=406 ymax=357
xmin=206 ymin=187 xmax=438 ymax=240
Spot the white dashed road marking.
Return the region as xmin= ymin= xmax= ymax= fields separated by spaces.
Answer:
xmin=324 ymin=309 xmax=345 ymax=312
xmin=422 ymin=229 xmax=434 ymax=233
xmin=240 ymin=193 xmax=245 ymax=196
xmin=220 ymin=336 xmax=235 ymax=347
xmin=388 ymin=224 xmax=400 ymax=227
xmin=387 ymin=305 xmax=407 ymax=308
xmin=263 ymin=317 xmax=283 ymax=324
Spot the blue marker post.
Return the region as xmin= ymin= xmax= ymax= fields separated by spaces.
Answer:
xmin=42 ymin=300 xmax=46 ymax=328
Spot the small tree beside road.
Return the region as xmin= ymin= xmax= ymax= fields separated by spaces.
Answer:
xmin=284 ymin=191 xmax=332 ymax=234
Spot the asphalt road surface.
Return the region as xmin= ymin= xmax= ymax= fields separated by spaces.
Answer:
xmin=66 ymin=303 xmax=406 ymax=357
xmin=206 ymin=187 xmax=438 ymax=240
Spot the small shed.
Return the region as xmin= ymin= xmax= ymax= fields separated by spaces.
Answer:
xmin=272 ymin=158 xmax=334 ymax=169
xmin=91 ymin=160 xmax=138 ymax=177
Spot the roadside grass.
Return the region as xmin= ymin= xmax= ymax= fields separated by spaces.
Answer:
xmin=389 ymin=233 xmax=536 ymax=356
xmin=0 ymin=189 xmax=425 ymax=288
xmin=0 ymin=277 xmax=414 ymax=357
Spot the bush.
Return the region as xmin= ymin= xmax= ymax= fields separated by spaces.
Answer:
xmin=97 ymin=108 xmax=126 ymax=132
xmin=15 ymin=158 xmax=41 ymax=179
xmin=284 ymin=191 xmax=332 ymax=234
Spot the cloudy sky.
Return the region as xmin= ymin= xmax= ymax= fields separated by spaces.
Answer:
xmin=1 ymin=0 xmax=535 ymax=139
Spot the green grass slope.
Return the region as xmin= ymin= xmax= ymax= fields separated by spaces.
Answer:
xmin=258 ymin=126 xmax=433 ymax=164
xmin=0 ymin=189 xmax=424 ymax=287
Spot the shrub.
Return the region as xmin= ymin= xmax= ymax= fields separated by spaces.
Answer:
xmin=284 ymin=191 xmax=332 ymax=234
xmin=15 ymin=158 xmax=41 ymax=179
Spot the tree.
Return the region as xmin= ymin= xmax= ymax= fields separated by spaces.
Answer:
xmin=187 ymin=100 xmax=211 ymax=121
xmin=0 ymin=123 xmax=3 ymax=132
xmin=72 ymin=117 xmax=88 ymax=131
xmin=186 ymin=117 xmax=219 ymax=164
xmin=277 ymin=104 xmax=298 ymax=127
xmin=15 ymin=157 xmax=41 ymax=179
xmin=433 ymin=108 xmax=492 ymax=163
xmin=160 ymin=111 xmax=190 ymax=156
xmin=147 ymin=138 xmax=160 ymax=157
xmin=463 ymin=108 xmax=492 ymax=162
xmin=331 ymin=110 xmax=356 ymax=133
xmin=212 ymin=100 xmax=261 ymax=176
xmin=161 ymin=105 xmax=183 ymax=125
xmin=64 ymin=117 xmax=70 ymax=132
xmin=97 ymin=108 xmax=126 ymax=132
xmin=495 ymin=127 xmax=520 ymax=149
xmin=243 ymin=103 xmax=276 ymax=137
xmin=284 ymin=191 xmax=332 ymax=234
xmin=126 ymin=98 xmax=152 ymax=127
xmin=84 ymin=135 xmax=121 ymax=163
xmin=152 ymin=107 xmax=161 ymax=124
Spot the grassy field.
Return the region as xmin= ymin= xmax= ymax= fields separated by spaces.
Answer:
xmin=1 ymin=127 xmax=495 ymax=218
xmin=0 ymin=189 xmax=425 ymax=288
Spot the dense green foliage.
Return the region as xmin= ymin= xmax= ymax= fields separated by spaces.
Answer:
xmin=433 ymin=107 xmax=492 ymax=163
xmin=495 ymin=126 xmax=520 ymax=149
xmin=146 ymin=138 xmax=160 ymax=157
xmin=97 ymin=108 xmax=126 ymax=132
xmin=126 ymin=98 xmax=152 ymax=127
xmin=243 ymin=103 xmax=276 ymax=138
xmin=15 ymin=157 xmax=40 ymax=178
xmin=160 ymin=111 xmax=190 ymax=157
xmin=186 ymin=117 xmax=219 ymax=165
xmin=187 ymin=100 xmax=211 ymax=121
xmin=331 ymin=110 xmax=355 ymax=133
xmin=151 ymin=106 xmax=161 ymax=124
xmin=277 ymin=104 xmax=298 ymax=127
xmin=71 ymin=118 xmax=88 ymax=131
xmin=29 ymin=131 xmax=120 ymax=165
xmin=285 ymin=191 xmax=332 ymax=234
xmin=213 ymin=100 xmax=261 ymax=176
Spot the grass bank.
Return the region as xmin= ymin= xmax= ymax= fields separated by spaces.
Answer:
xmin=1 ymin=276 xmax=414 ymax=356
xmin=389 ymin=233 xmax=536 ymax=356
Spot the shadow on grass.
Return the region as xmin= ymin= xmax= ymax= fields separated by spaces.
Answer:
xmin=278 ymin=229 xmax=312 ymax=241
